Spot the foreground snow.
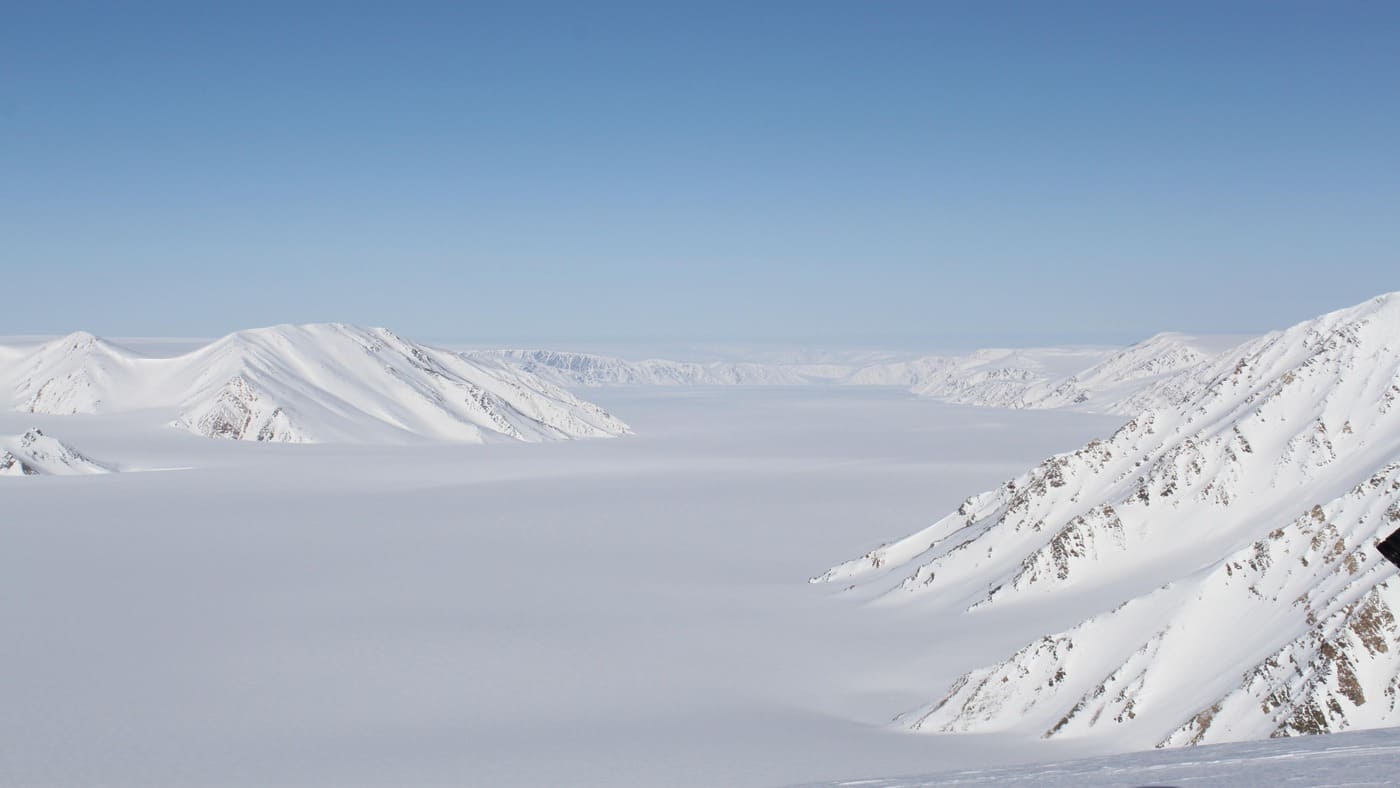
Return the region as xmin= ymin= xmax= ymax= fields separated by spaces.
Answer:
xmin=798 ymin=725 xmax=1400 ymax=786
xmin=0 ymin=388 xmax=1125 ymax=787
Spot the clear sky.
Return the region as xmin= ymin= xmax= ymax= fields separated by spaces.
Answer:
xmin=3 ymin=1 xmax=1397 ymax=346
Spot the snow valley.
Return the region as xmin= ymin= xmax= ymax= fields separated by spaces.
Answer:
xmin=3 ymin=293 xmax=1400 ymax=787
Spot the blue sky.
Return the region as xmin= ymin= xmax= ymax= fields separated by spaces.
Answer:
xmin=3 ymin=1 xmax=1397 ymax=346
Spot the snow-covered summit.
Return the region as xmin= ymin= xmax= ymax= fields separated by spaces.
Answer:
xmin=9 ymin=331 xmax=139 ymax=415
xmin=0 ymin=324 xmax=630 ymax=444
xmin=815 ymin=292 xmax=1400 ymax=747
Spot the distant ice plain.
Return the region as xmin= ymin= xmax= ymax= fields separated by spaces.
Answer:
xmin=1 ymin=385 xmax=1131 ymax=786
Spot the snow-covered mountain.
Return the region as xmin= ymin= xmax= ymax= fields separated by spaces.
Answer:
xmin=472 ymin=341 xmax=1242 ymax=416
xmin=907 ymin=348 xmax=1110 ymax=408
xmin=9 ymin=331 xmax=136 ymax=415
xmin=854 ymin=335 xmax=1232 ymax=411
xmin=1014 ymin=332 xmax=1222 ymax=411
xmin=0 ymin=428 xmax=112 ymax=476
xmin=0 ymin=325 xmax=630 ymax=444
xmin=814 ymin=292 xmax=1400 ymax=748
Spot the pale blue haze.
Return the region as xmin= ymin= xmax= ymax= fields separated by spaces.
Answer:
xmin=2 ymin=1 xmax=1397 ymax=345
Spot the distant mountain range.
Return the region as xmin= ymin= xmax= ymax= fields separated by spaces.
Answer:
xmin=0 ymin=324 xmax=630 ymax=444
xmin=468 ymin=332 xmax=1245 ymax=416
xmin=813 ymin=292 xmax=1400 ymax=748
xmin=1 ymin=322 xmax=1262 ymax=450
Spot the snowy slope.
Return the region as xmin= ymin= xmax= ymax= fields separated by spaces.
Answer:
xmin=6 ymin=332 xmax=142 ymax=415
xmin=0 ymin=428 xmax=111 ymax=476
xmin=815 ymin=292 xmax=1400 ymax=747
xmin=0 ymin=325 xmax=630 ymax=444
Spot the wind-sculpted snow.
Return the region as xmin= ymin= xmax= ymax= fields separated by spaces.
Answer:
xmin=0 ymin=325 xmax=629 ymax=444
xmin=816 ymin=292 xmax=1400 ymax=746
xmin=0 ymin=428 xmax=112 ymax=476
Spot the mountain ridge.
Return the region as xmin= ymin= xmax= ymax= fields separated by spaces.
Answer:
xmin=0 ymin=324 xmax=631 ymax=445
xmin=814 ymin=291 xmax=1400 ymax=747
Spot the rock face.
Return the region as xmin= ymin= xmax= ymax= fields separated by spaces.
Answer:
xmin=0 ymin=428 xmax=112 ymax=476
xmin=0 ymin=324 xmax=630 ymax=445
xmin=176 ymin=374 xmax=301 ymax=443
xmin=815 ymin=292 xmax=1400 ymax=748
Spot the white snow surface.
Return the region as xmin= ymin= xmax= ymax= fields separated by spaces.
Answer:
xmin=0 ymin=384 xmax=1131 ymax=787
xmin=0 ymin=324 xmax=629 ymax=444
xmin=816 ymin=292 xmax=1400 ymax=750
xmin=796 ymin=724 xmax=1400 ymax=786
